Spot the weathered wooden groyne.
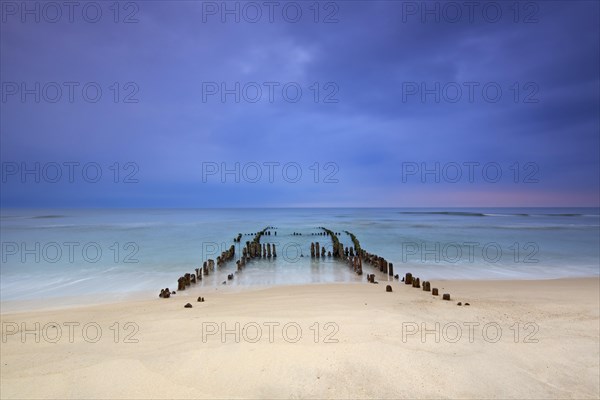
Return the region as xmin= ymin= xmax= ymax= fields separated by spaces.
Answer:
xmin=321 ymin=228 xmax=344 ymax=258
xmin=311 ymin=228 xmax=363 ymax=275
xmin=339 ymin=229 xmax=454 ymax=303
xmin=236 ymin=227 xmax=277 ymax=275
xmin=161 ymin=225 xmax=456 ymax=305
xmin=166 ymin=226 xmax=281 ymax=296
xmin=242 ymin=227 xmax=275 ymax=262
xmin=310 ymin=228 xmax=387 ymax=278
xmin=344 ymin=230 xmax=362 ymax=254
xmin=358 ymin=248 xmax=394 ymax=278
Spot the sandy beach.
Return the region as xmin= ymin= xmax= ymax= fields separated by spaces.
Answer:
xmin=1 ymin=277 xmax=598 ymax=399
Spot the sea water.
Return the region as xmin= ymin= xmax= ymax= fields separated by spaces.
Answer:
xmin=1 ymin=208 xmax=598 ymax=304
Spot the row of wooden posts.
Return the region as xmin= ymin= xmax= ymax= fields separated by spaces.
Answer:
xmin=235 ymin=229 xmax=277 ymax=243
xmin=161 ymin=226 xmax=452 ymax=302
xmin=344 ymin=230 xmax=362 ymax=253
xmin=160 ymin=227 xmax=276 ymax=297
xmin=342 ymin=230 xmax=363 ymax=275
xmin=402 ymin=272 xmax=450 ymax=300
xmin=311 ymin=229 xmax=364 ymax=275
xmin=308 ymin=228 xmax=391 ymax=278
xmin=338 ymin=229 xmax=452 ymax=301
xmin=241 ymin=227 xmax=276 ymax=261
xmin=360 ymin=249 xmax=395 ymax=277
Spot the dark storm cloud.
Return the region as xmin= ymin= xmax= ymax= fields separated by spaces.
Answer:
xmin=1 ymin=0 xmax=598 ymax=207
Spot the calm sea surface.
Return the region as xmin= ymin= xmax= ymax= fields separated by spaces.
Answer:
xmin=1 ymin=208 xmax=598 ymax=303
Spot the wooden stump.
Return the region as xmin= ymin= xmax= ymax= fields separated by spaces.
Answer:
xmin=432 ymin=288 xmax=439 ymax=296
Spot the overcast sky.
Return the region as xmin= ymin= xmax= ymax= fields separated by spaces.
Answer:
xmin=1 ymin=1 xmax=598 ymax=207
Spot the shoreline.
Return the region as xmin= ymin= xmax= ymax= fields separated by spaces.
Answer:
xmin=2 ymin=275 xmax=599 ymax=314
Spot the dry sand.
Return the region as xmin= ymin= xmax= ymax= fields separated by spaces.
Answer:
xmin=1 ymin=278 xmax=599 ymax=399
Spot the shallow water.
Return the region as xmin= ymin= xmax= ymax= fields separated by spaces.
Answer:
xmin=1 ymin=208 xmax=598 ymax=302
